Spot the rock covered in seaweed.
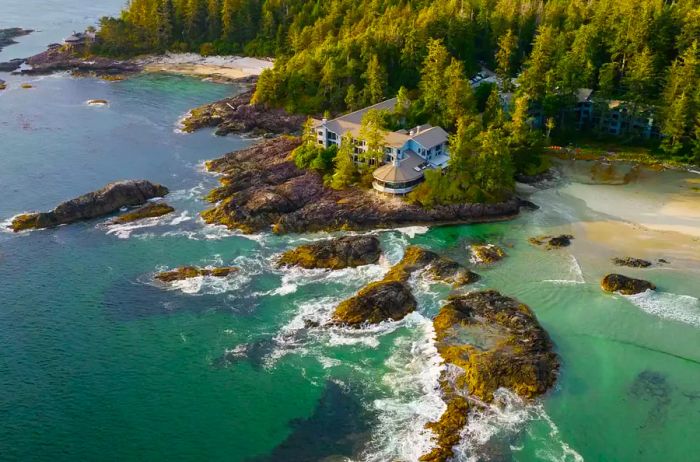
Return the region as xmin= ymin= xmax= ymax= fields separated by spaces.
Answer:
xmin=9 ymin=180 xmax=169 ymax=232
xmin=601 ymin=274 xmax=655 ymax=295
xmin=332 ymin=280 xmax=417 ymax=326
xmin=111 ymin=202 xmax=175 ymax=224
xmin=332 ymin=246 xmax=478 ymax=327
xmin=155 ymin=266 xmax=238 ymax=282
xmin=612 ymin=257 xmax=652 ymax=268
xmin=277 ymin=235 xmax=381 ymax=270
xmin=469 ymin=244 xmax=506 ymax=264
xmin=201 ymin=137 xmax=521 ymax=234
xmin=529 ymin=234 xmax=574 ymax=249
xmin=421 ymin=290 xmax=559 ymax=462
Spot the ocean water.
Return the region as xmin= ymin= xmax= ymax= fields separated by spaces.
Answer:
xmin=2 ymin=7 xmax=700 ymax=462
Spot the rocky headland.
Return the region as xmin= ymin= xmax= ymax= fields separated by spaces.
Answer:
xmin=201 ymin=137 xmax=522 ymax=234
xmin=420 ymin=290 xmax=559 ymax=462
xmin=601 ymin=274 xmax=656 ymax=295
xmin=10 ymin=180 xmax=168 ymax=231
xmin=179 ymin=90 xmax=305 ymax=136
xmin=20 ymin=46 xmax=141 ymax=77
xmin=277 ymin=235 xmax=381 ymax=270
xmin=332 ymin=246 xmax=479 ymax=327
xmin=155 ymin=266 xmax=238 ymax=282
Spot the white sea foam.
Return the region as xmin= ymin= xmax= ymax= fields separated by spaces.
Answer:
xmin=391 ymin=226 xmax=431 ymax=238
xmin=452 ymin=389 xmax=583 ymax=462
xmin=626 ymin=289 xmax=700 ymax=327
xmin=363 ymin=314 xmax=445 ymax=462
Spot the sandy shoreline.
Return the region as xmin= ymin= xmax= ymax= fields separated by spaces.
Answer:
xmin=139 ymin=53 xmax=274 ymax=81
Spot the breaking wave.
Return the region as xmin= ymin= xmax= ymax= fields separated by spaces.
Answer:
xmin=363 ymin=314 xmax=445 ymax=462
xmin=626 ymin=290 xmax=700 ymax=327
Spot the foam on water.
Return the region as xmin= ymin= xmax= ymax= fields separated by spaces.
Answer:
xmin=543 ymin=254 xmax=585 ymax=285
xmin=104 ymin=212 xmax=181 ymax=239
xmin=626 ymin=290 xmax=700 ymax=327
xmin=362 ymin=314 xmax=445 ymax=462
xmin=452 ymin=389 xmax=583 ymax=462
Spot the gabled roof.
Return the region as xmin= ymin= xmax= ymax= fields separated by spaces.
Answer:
xmin=576 ymin=88 xmax=594 ymax=103
xmin=411 ymin=126 xmax=449 ymax=149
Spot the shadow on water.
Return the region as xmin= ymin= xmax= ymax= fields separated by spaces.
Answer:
xmin=249 ymin=381 xmax=372 ymax=462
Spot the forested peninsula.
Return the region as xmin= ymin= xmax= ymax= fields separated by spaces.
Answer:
xmin=92 ymin=0 xmax=699 ymax=165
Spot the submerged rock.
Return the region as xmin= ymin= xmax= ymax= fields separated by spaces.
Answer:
xmin=332 ymin=246 xmax=478 ymax=327
xmin=201 ymin=137 xmax=520 ymax=234
xmin=277 ymin=235 xmax=381 ymax=270
xmin=529 ymin=234 xmax=574 ymax=249
xmin=469 ymin=244 xmax=506 ymax=264
xmin=9 ymin=180 xmax=169 ymax=231
xmin=332 ymin=280 xmax=417 ymax=326
xmin=155 ymin=266 xmax=238 ymax=282
xmin=111 ymin=202 xmax=175 ymax=224
xmin=601 ymin=273 xmax=655 ymax=295
xmin=87 ymin=99 xmax=109 ymax=106
xmin=0 ymin=58 xmax=24 ymax=72
xmin=421 ymin=290 xmax=559 ymax=462
xmin=612 ymin=257 xmax=652 ymax=268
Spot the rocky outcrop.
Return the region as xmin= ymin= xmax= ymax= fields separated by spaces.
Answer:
xmin=202 ymin=137 xmax=521 ymax=234
xmin=22 ymin=46 xmax=141 ymax=76
xmin=180 ymin=90 xmax=306 ymax=136
xmin=277 ymin=235 xmax=381 ymax=270
xmin=155 ymin=266 xmax=238 ymax=282
xmin=0 ymin=58 xmax=25 ymax=72
xmin=333 ymin=281 xmax=417 ymax=326
xmin=0 ymin=28 xmax=32 ymax=52
xmin=111 ymin=202 xmax=175 ymax=224
xmin=332 ymin=246 xmax=478 ymax=326
xmin=469 ymin=244 xmax=506 ymax=264
xmin=529 ymin=234 xmax=574 ymax=249
xmin=9 ymin=180 xmax=168 ymax=231
xmin=612 ymin=257 xmax=652 ymax=268
xmin=421 ymin=290 xmax=559 ymax=462
xmin=601 ymin=274 xmax=655 ymax=295
xmin=385 ymin=246 xmax=479 ymax=287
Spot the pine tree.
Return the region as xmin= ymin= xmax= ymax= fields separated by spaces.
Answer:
xmin=330 ymin=135 xmax=357 ymax=189
xmin=420 ymin=39 xmax=450 ymax=116
xmin=358 ymin=109 xmax=387 ymax=169
xmin=444 ymin=58 xmax=476 ymax=129
xmin=364 ymin=55 xmax=387 ymax=105
xmin=495 ymin=29 xmax=517 ymax=90
xmin=482 ymin=86 xmax=503 ymax=129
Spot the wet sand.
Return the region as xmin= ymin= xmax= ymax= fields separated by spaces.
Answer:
xmin=141 ymin=54 xmax=274 ymax=81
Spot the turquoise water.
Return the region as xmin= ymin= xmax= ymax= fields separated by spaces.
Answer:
xmin=2 ymin=9 xmax=700 ymax=462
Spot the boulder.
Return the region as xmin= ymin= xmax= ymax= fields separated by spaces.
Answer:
xmin=87 ymin=99 xmax=109 ymax=106
xmin=612 ymin=257 xmax=652 ymax=268
xmin=155 ymin=266 xmax=238 ymax=282
xmin=332 ymin=280 xmax=417 ymax=326
xmin=421 ymin=290 xmax=559 ymax=462
xmin=601 ymin=274 xmax=655 ymax=295
xmin=277 ymin=235 xmax=381 ymax=270
xmin=9 ymin=180 xmax=169 ymax=231
xmin=0 ymin=58 xmax=24 ymax=72
xmin=332 ymin=246 xmax=479 ymax=327
xmin=111 ymin=202 xmax=175 ymax=224
xmin=385 ymin=246 xmax=479 ymax=286
xmin=469 ymin=244 xmax=506 ymax=264
xmin=529 ymin=234 xmax=573 ymax=249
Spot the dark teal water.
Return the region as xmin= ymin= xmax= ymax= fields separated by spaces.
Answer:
xmin=2 ymin=7 xmax=700 ymax=461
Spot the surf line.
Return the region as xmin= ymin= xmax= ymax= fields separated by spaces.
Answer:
xmin=573 ymin=333 xmax=700 ymax=365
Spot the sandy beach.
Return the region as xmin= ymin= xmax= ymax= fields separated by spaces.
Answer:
xmin=140 ymin=53 xmax=274 ymax=81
